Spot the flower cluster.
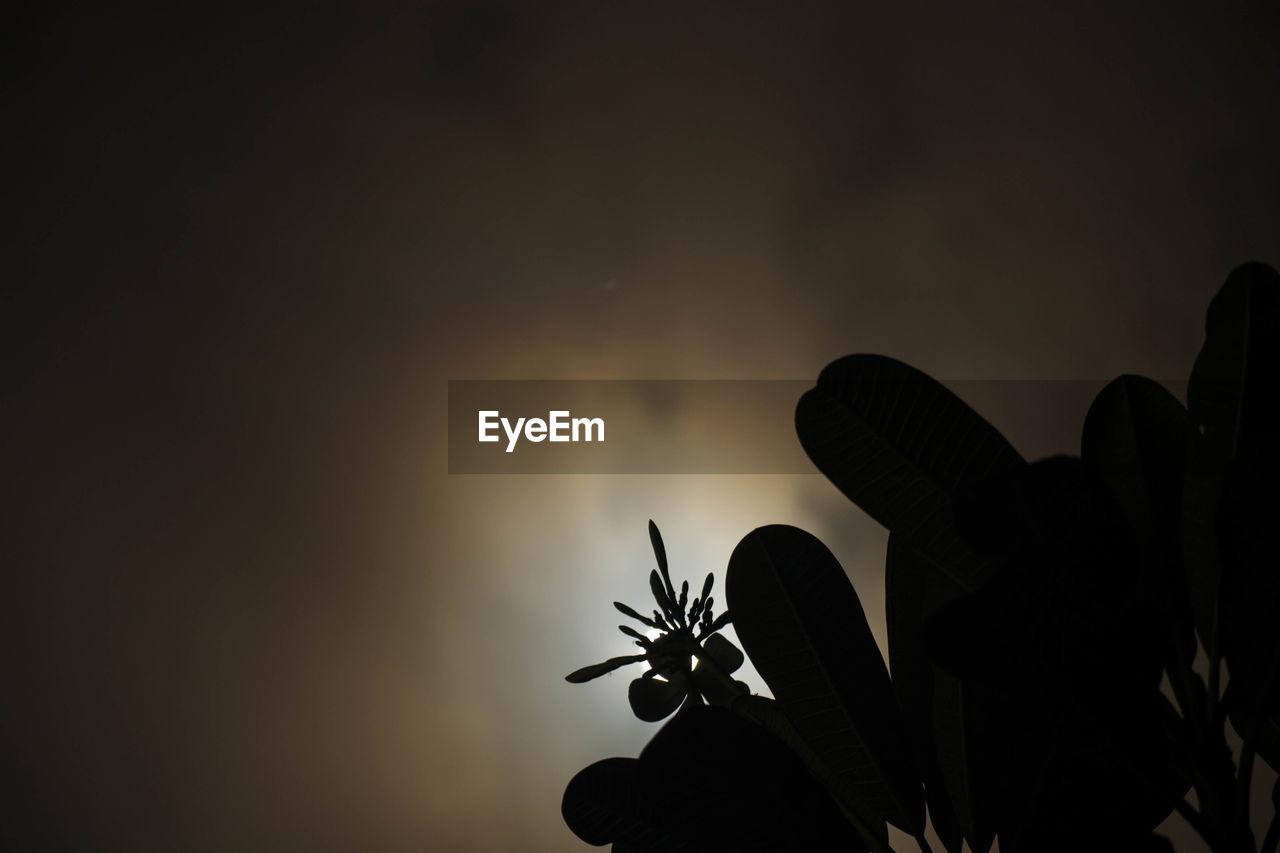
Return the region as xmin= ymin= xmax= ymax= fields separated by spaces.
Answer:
xmin=565 ymin=521 xmax=746 ymax=721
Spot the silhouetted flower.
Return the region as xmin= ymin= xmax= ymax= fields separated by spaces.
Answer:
xmin=565 ymin=520 xmax=742 ymax=721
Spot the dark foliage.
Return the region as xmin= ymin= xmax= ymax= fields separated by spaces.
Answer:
xmin=564 ymin=263 xmax=1280 ymax=853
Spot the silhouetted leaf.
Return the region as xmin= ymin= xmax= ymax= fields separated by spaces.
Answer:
xmin=640 ymin=706 xmax=869 ymax=852
xmin=1220 ymin=436 xmax=1280 ymax=756
xmin=932 ymin=675 xmax=1186 ymax=853
xmin=701 ymin=633 xmax=743 ymax=674
xmin=649 ymin=520 xmax=679 ymax=618
xmin=1184 ymin=262 xmax=1280 ymax=650
xmin=651 ymin=570 xmax=675 ymax=622
xmin=798 ymin=355 xmax=1024 ymax=848
xmin=796 ymin=354 xmax=1025 ymax=590
xmin=615 ymin=601 xmax=661 ymax=629
xmin=619 ymin=625 xmax=649 ymax=644
xmin=567 ymin=655 xmax=646 ymax=683
xmin=1181 ymin=434 xmax=1226 ymax=658
xmin=930 ymin=458 xmax=1186 ymax=850
xmin=1188 ymin=262 xmax=1280 ymax=458
xmin=652 ymin=706 xmax=869 ymax=851
xmin=1082 ymin=375 xmax=1195 ymax=668
xmin=923 ymin=781 xmax=964 ymax=853
xmin=705 ymin=610 xmax=732 ymax=634
xmin=698 ymin=573 xmax=714 ymax=607
xmin=629 ymin=676 xmax=687 ymax=722
xmin=612 ymin=843 xmax=670 ymax=853
xmin=1249 ymin=714 xmax=1280 ymax=773
xmin=1007 ymin=715 xmax=1190 ymax=853
xmin=943 ymin=457 xmax=1159 ymax=692
xmin=885 ymin=535 xmax=993 ymax=853
xmin=930 ymin=669 xmax=993 ymax=853
xmin=563 ymin=757 xmax=692 ymax=850
xmin=726 ymin=524 xmax=925 ymax=834
xmin=731 ymin=693 xmax=890 ymax=849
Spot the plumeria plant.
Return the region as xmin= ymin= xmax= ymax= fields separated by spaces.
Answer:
xmin=566 ymin=521 xmax=746 ymax=721
xmin=561 ymin=263 xmax=1280 ymax=853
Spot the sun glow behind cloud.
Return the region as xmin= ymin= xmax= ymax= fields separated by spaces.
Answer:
xmin=12 ymin=3 xmax=1280 ymax=850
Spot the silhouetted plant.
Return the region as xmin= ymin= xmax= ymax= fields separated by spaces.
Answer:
xmin=565 ymin=521 xmax=745 ymax=720
xmin=562 ymin=263 xmax=1280 ymax=853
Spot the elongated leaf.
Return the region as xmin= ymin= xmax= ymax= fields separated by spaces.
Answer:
xmin=886 ymin=536 xmax=992 ymax=853
xmin=612 ymin=842 xmax=670 ymax=853
xmin=619 ymin=625 xmax=649 ymax=644
xmin=1081 ymin=375 xmax=1195 ymax=668
xmin=929 ymin=459 xmax=1187 ymax=849
xmin=945 ymin=457 xmax=1158 ymax=689
xmin=615 ymin=601 xmax=661 ymax=629
xmin=1184 ymin=262 xmax=1280 ymax=650
xmin=562 ymin=758 xmax=692 ymax=850
xmin=648 ymin=706 xmax=869 ymax=851
xmin=930 ymin=669 xmax=993 ymax=853
xmin=806 ymin=381 xmax=998 ymax=841
xmin=1008 ymin=703 xmax=1190 ymax=853
xmin=650 ymin=570 xmax=675 ymax=621
xmin=796 ymin=354 xmax=1025 ymax=590
xmin=726 ymin=524 xmax=924 ymax=834
xmin=1188 ymin=262 xmax=1280 ymax=458
xmin=927 ymin=627 xmax=1186 ymax=852
xmin=1181 ymin=433 xmax=1226 ymax=655
xmin=1220 ymin=436 xmax=1280 ymax=750
xmin=698 ymin=573 xmax=714 ymax=609
xmin=648 ymin=520 xmax=679 ymax=615
xmin=731 ymin=694 xmax=890 ymax=850
xmin=566 ymin=706 xmax=866 ymax=852
xmin=567 ymin=654 xmax=646 ymax=683
xmin=927 ymin=787 xmax=964 ymax=853
xmin=1241 ymin=713 xmax=1280 ymax=773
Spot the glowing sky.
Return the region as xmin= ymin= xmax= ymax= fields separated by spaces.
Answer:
xmin=5 ymin=3 xmax=1280 ymax=850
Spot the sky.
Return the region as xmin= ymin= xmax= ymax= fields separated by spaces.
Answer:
xmin=4 ymin=2 xmax=1280 ymax=850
